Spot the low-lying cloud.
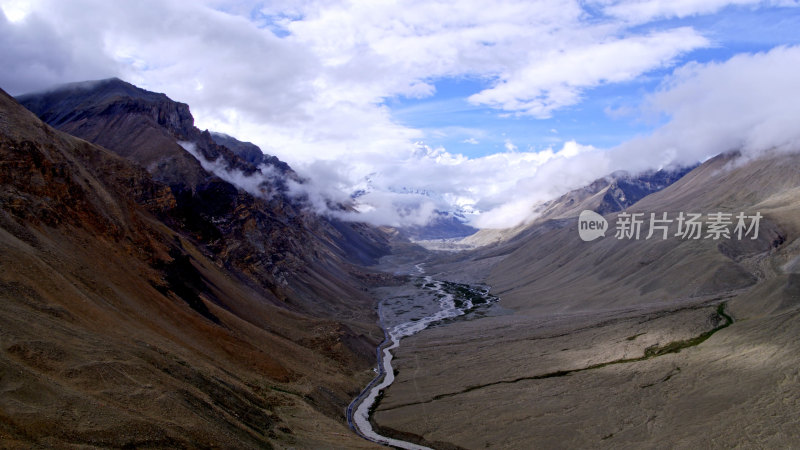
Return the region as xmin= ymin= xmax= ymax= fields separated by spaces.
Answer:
xmin=178 ymin=141 xmax=283 ymax=199
xmin=285 ymin=140 xmax=611 ymax=229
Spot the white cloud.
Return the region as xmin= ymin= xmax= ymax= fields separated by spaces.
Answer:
xmin=2 ymin=0 xmax=798 ymax=230
xmin=0 ymin=0 xmax=117 ymax=94
xmin=468 ymin=28 xmax=707 ymax=117
xmin=349 ymin=44 xmax=800 ymax=229
xmin=288 ymin=140 xmax=609 ymax=228
xmin=0 ymin=0 xmax=34 ymax=22
xmin=593 ymin=0 xmax=772 ymax=24
xmin=461 ymin=44 xmax=800 ymax=229
xmin=611 ymin=45 xmax=800 ymax=170
xmin=178 ymin=141 xmax=284 ymax=199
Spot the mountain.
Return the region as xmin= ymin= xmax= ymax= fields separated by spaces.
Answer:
xmin=2 ymin=83 xmax=389 ymax=448
xmin=532 ymin=165 xmax=696 ymax=220
xmin=209 ymin=131 xmax=292 ymax=173
xmin=17 ymin=77 xmax=391 ymax=319
xmin=371 ymin=149 xmax=800 ymax=447
xmin=348 ymin=174 xmax=479 ymax=241
xmin=486 ymin=151 xmax=785 ymax=312
xmin=434 ymin=166 xmax=694 ymax=255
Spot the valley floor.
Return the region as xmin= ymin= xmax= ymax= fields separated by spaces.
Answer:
xmin=365 ymin=271 xmax=800 ymax=448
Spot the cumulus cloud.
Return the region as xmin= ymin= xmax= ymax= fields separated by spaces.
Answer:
xmin=327 ymin=44 xmax=800 ymax=229
xmin=0 ymin=0 xmax=318 ymax=121
xmin=468 ymin=27 xmax=707 ymax=118
xmin=0 ymin=3 xmax=116 ymax=94
xmin=0 ymin=0 xmax=717 ymax=160
xmin=285 ymin=140 xmax=611 ymax=228
xmin=459 ymin=44 xmax=800 ymax=229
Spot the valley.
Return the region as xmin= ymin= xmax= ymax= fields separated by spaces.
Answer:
xmin=355 ymin=151 xmax=800 ymax=448
xmin=2 ymin=78 xmax=800 ymax=449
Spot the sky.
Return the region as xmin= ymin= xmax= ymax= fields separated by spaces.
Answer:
xmin=2 ymin=0 xmax=800 ymax=228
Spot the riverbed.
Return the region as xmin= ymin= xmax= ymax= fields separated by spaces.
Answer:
xmin=347 ymin=264 xmax=498 ymax=448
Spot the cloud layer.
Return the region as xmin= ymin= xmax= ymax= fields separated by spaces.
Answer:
xmin=1 ymin=0 xmax=798 ymax=229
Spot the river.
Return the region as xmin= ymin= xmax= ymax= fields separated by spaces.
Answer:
xmin=346 ymin=264 xmax=496 ymax=448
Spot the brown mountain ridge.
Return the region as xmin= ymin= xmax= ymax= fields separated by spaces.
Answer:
xmin=1 ymin=83 xmax=387 ymax=448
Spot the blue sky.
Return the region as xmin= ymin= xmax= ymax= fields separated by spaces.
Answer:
xmin=385 ymin=4 xmax=800 ymax=159
xmin=388 ymin=76 xmax=658 ymax=157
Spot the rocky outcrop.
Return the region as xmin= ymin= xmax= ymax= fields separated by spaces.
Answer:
xmin=18 ymin=78 xmax=391 ymax=320
xmin=210 ymin=131 xmax=293 ymax=174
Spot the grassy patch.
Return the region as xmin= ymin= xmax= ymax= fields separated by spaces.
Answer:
xmin=437 ymin=280 xmax=499 ymax=312
xmin=644 ymin=303 xmax=732 ymax=358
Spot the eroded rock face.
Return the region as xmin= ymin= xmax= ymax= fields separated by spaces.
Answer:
xmin=596 ymin=167 xmax=695 ymax=215
xmin=0 ymin=84 xmax=391 ymax=448
xmin=533 ymin=165 xmax=696 ymax=221
xmin=0 ymin=99 xmax=175 ymax=240
xmin=18 ymin=78 xmax=391 ymax=320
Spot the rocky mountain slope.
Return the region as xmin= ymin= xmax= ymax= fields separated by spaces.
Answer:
xmin=18 ymin=78 xmax=391 ymax=320
xmin=1 ymin=84 xmax=389 ymax=448
xmin=488 ymin=152 xmax=787 ymax=313
xmin=533 ymin=165 xmax=696 ymax=220
xmin=373 ymin=149 xmax=800 ymax=447
xmin=453 ymin=166 xmax=694 ymax=251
